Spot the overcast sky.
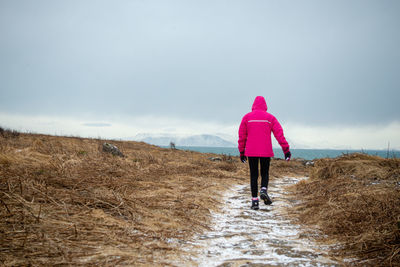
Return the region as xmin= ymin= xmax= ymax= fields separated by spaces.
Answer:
xmin=1 ymin=0 xmax=399 ymax=149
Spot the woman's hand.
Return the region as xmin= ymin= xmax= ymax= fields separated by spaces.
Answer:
xmin=240 ymin=152 xmax=247 ymax=163
xmin=285 ymin=151 xmax=291 ymax=161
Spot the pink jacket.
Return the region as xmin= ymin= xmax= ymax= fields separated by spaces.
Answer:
xmin=238 ymin=96 xmax=290 ymax=157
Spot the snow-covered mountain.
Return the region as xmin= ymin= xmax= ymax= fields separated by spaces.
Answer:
xmin=134 ymin=133 xmax=236 ymax=147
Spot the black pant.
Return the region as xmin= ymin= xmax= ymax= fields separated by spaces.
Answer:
xmin=248 ymin=157 xmax=271 ymax=198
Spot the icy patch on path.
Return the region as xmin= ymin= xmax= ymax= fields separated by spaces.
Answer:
xmin=186 ymin=177 xmax=340 ymax=267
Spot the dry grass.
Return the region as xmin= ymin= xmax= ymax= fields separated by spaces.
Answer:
xmin=0 ymin=133 xmax=240 ymax=265
xmin=0 ymin=132 xmax=305 ymax=266
xmin=289 ymin=153 xmax=400 ymax=266
xmin=270 ymin=157 xmax=310 ymax=178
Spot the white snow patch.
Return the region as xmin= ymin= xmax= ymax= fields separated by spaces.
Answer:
xmin=174 ymin=177 xmax=341 ymax=266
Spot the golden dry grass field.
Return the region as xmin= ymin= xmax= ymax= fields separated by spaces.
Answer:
xmin=0 ymin=132 xmax=304 ymax=266
xmin=2 ymin=131 xmax=398 ymax=266
xmin=289 ymin=153 xmax=400 ymax=266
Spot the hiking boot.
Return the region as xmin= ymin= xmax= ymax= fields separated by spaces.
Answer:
xmin=251 ymin=199 xmax=259 ymax=210
xmin=260 ymin=189 xmax=272 ymax=205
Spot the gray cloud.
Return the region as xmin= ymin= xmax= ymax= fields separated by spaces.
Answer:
xmin=1 ymin=0 xmax=399 ymax=127
xmin=82 ymin=123 xmax=112 ymax=127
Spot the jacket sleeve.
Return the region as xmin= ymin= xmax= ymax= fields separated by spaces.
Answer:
xmin=238 ymin=115 xmax=247 ymax=153
xmin=271 ymin=117 xmax=290 ymax=154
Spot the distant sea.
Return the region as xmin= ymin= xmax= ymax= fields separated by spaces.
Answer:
xmin=161 ymin=146 xmax=400 ymax=160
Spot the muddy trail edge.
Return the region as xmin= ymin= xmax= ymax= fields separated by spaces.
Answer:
xmin=171 ymin=177 xmax=342 ymax=267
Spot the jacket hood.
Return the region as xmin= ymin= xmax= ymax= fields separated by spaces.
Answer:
xmin=252 ymin=96 xmax=268 ymax=111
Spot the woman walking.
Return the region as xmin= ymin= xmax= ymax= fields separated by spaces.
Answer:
xmin=238 ymin=96 xmax=291 ymax=210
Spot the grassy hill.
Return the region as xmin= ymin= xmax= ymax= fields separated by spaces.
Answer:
xmin=0 ymin=131 xmax=303 ymax=266
xmin=3 ymin=130 xmax=397 ymax=266
xmin=289 ymin=153 xmax=400 ymax=266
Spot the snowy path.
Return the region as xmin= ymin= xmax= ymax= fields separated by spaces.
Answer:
xmin=182 ymin=177 xmax=340 ymax=267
